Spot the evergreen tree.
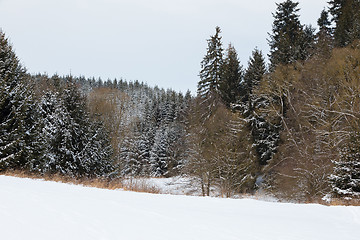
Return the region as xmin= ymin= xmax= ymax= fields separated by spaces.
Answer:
xmin=0 ymin=31 xmax=32 ymax=170
xmin=48 ymin=78 xmax=115 ymax=178
xmin=243 ymin=48 xmax=266 ymax=109
xmin=242 ymin=48 xmax=278 ymax=167
xmin=330 ymin=133 xmax=360 ymax=199
xmin=80 ymin=119 xmax=114 ymax=178
xmin=219 ymin=44 xmax=243 ymax=107
xmin=329 ymin=0 xmax=360 ymax=47
xmin=198 ymin=26 xmax=224 ymax=99
xmin=36 ymin=91 xmax=67 ymax=174
xmin=268 ymin=0 xmax=311 ymax=70
xmin=250 ymin=117 xmax=280 ymax=166
xmin=318 ymin=9 xmax=332 ymax=34
xmin=150 ymin=127 xmax=170 ymax=177
xmin=300 ymin=25 xmax=316 ymax=60
xmin=120 ymin=125 xmax=142 ymax=176
xmin=23 ymin=92 xmax=48 ymax=173
xmin=316 ymin=9 xmax=333 ymax=58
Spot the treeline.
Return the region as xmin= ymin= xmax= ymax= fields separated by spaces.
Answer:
xmin=1 ymin=0 xmax=360 ymax=202
xmin=0 ymin=30 xmax=191 ymax=180
xmin=185 ymin=0 xmax=360 ymax=200
xmin=0 ymin=41 xmax=114 ymax=178
xmin=85 ymin=78 xmax=191 ymax=177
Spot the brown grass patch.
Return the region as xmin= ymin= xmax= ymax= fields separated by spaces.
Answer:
xmin=122 ymin=178 xmax=161 ymax=194
xmin=326 ymin=198 xmax=360 ymax=206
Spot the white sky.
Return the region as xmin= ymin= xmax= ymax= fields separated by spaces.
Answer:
xmin=0 ymin=0 xmax=328 ymax=93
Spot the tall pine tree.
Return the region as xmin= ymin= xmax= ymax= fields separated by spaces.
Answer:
xmin=0 ymin=31 xmax=32 ymax=170
xmin=219 ymin=44 xmax=243 ymax=107
xmin=316 ymin=9 xmax=333 ymax=58
xmin=268 ymin=0 xmax=312 ymax=70
xmin=198 ymin=26 xmax=224 ymax=100
xmin=329 ymin=0 xmax=360 ymax=47
xmin=243 ymin=48 xmax=266 ymax=109
xmin=330 ymin=133 xmax=360 ymax=199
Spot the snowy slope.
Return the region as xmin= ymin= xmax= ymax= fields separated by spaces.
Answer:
xmin=1 ymin=175 xmax=359 ymax=240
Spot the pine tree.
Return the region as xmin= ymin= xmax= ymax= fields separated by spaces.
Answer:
xmin=150 ymin=127 xmax=170 ymax=176
xmin=300 ymin=25 xmax=316 ymax=60
xmin=83 ymin=119 xmax=114 ymax=178
xmin=48 ymin=77 xmax=115 ymax=178
xmin=23 ymin=91 xmax=48 ymax=173
xmin=198 ymin=26 xmax=224 ymax=99
xmin=329 ymin=0 xmax=360 ymax=47
xmin=243 ymin=48 xmax=266 ymax=109
xmin=0 ymin=31 xmax=32 ymax=170
xmin=330 ymin=133 xmax=360 ymax=199
xmin=120 ymin=129 xmax=142 ymax=176
xmin=318 ymin=9 xmax=332 ymax=34
xmin=316 ymin=9 xmax=333 ymax=58
xmin=219 ymin=44 xmax=243 ymax=107
xmin=36 ymin=91 xmax=67 ymax=174
xmin=268 ymin=0 xmax=311 ymax=70
xmin=242 ymin=48 xmax=278 ymax=167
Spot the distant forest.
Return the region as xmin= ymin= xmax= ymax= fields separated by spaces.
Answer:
xmin=1 ymin=0 xmax=360 ymax=202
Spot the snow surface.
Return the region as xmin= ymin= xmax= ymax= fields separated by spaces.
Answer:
xmin=1 ymin=175 xmax=360 ymax=240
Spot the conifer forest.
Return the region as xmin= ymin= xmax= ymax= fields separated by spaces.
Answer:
xmin=1 ymin=0 xmax=360 ymax=202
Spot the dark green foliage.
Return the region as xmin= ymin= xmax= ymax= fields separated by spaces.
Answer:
xmin=242 ymin=49 xmax=278 ymax=166
xmin=115 ymin=84 xmax=189 ymax=177
xmin=52 ymin=78 xmax=114 ymax=178
xmin=219 ymin=44 xmax=243 ymax=107
xmin=250 ymin=118 xmax=280 ymax=166
xmin=268 ymin=0 xmax=314 ymax=70
xmin=300 ymin=25 xmax=316 ymax=59
xmin=329 ymin=0 xmax=360 ymax=47
xmin=85 ymin=120 xmax=114 ymax=177
xmin=198 ymin=26 xmax=224 ymax=99
xmin=23 ymin=92 xmax=48 ymax=172
xmin=330 ymin=133 xmax=360 ymax=199
xmin=243 ymin=48 xmax=266 ymax=107
xmin=318 ymin=9 xmax=332 ymax=33
xmin=0 ymin=31 xmax=32 ymax=170
xmin=316 ymin=9 xmax=333 ymax=58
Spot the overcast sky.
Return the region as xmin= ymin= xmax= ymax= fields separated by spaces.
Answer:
xmin=0 ymin=0 xmax=328 ymax=93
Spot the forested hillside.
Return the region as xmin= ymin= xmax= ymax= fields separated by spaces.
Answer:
xmin=1 ymin=0 xmax=360 ymax=203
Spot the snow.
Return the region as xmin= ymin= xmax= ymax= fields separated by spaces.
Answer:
xmin=123 ymin=176 xmax=202 ymax=196
xmin=1 ymin=175 xmax=360 ymax=240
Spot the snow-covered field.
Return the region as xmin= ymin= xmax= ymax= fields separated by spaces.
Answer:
xmin=1 ymin=175 xmax=359 ymax=240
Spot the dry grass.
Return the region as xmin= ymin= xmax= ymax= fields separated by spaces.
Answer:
xmin=122 ymin=178 xmax=161 ymax=194
xmin=2 ymin=170 xmax=359 ymax=204
xmin=1 ymin=170 xmax=160 ymax=194
xmin=326 ymin=198 xmax=360 ymax=206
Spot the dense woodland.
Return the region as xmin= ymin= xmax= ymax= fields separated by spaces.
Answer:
xmin=1 ymin=0 xmax=360 ymax=202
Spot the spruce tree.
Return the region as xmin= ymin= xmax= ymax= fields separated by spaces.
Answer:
xmin=120 ymin=129 xmax=142 ymax=176
xmin=243 ymin=49 xmax=279 ymax=166
xmin=318 ymin=9 xmax=332 ymax=34
xmin=268 ymin=0 xmax=311 ymax=70
xmin=243 ymin=48 xmax=266 ymax=108
xmin=198 ymin=26 xmax=224 ymax=99
xmin=50 ymin=77 xmax=115 ymax=178
xmin=149 ymin=127 xmax=170 ymax=177
xmin=300 ymin=25 xmax=316 ymax=60
xmin=84 ymin=119 xmax=114 ymax=178
xmin=330 ymin=133 xmax=360 ymax=199
xmin=23 ymin=92 xmax=48 ymax=173
xmin=329 ymin=0 xmax=360 ymax=47
xmin=0 ymin=31 xmax=32 ymax=170
xmin=36 ymin=91 xmax=67 ymax=174
xmin=316 ymin=9 xmax=333 ymax=58
xmin=219 ymin=44 xmax=243 ymax=107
